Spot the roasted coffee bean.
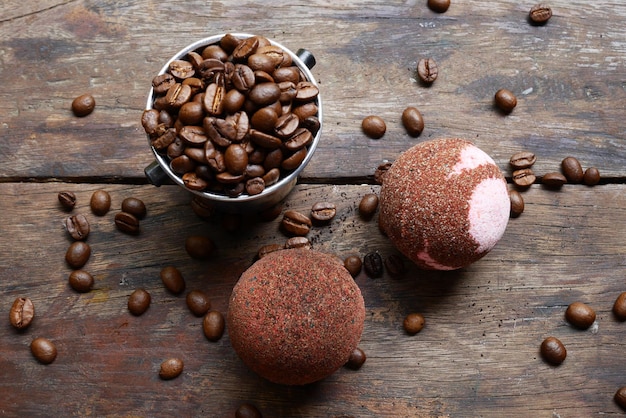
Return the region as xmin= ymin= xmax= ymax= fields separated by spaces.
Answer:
xmin=171 ymin=155 xmax=197 ymax=174
xmin=509 ymin=151 xmax=536 ymax=169
xmin=58 ymin=191 xmax=77 ymax=210
xmin=494 ymin=88 xmax=517 ymax=113
xmin=30 ymin=337 xmax=57 ymax=364
xmin=344 ymin=255 xmax=362 ymax=277
xmin=561 ymin=156 xmax=584 ymax=183
xmin=345 ymin=347 xmax=367 ymax=370
xmin=248 ymin=83 xmax=281 ymax=107
xmin=224 ymin=144 xmax=249 ymax=175
xmin=9 ymin=297 xmax=34 ymax=330
xmin=363 ymin=251 xmax=383 ymax=278
xmin=235 ymin=403 xmax=262 ymax=418
xmin=583 ymin=167 xmax=601 ymax=186
xmin=401 ymin=107 xmax=424 ymax=137
xmin=166 ymin=83 xmax=192 ymax=108
xmin=152 ymin=73 xmax=176 ymax=95
xmin=529 ymin=4 xmax=552 ymax=24
xmin=540 ymin=336 xmax=566 ymax=365
xmin=65 ymin=214 xmax=90 ymax=241
xmin=115 ymin=211 xmax=140 ymax=235
xmin=427 ymin=0 xmax=450 ymax=13
xmin=186 ymin=289 xmax=211 ymax=317
xmin=311 ymin=202 xmax=337 ymax=223
xmin=169 ymin=59 xmax=195 ymax=79
xmin=615 ymin=387 xmax=626 ymax=411
xmin=245 ymin=177 xmax=265 ymax=196
xmin=68 ymin=270 xmax=94 ymax=293
xmin=285 ymin=236 xmax=311 ymax=250
xmin=185 ymin=235 xmax=215 ymax=260
xmin=121 ymin=197 xmax=147 ymax=219
xmin=203 ymin=310 xmax=225 ymax=342
xmin=258 ymin=243 xmax=284 ymax=259
xmin=613 ymin=292 xmax=626 ymax=321
xmin=512 ymin=169 xmax=536 ymax=188
xmin=542 ymin=172 xmax=567 ymax=188
xmin=361 ymin=115 xmax=386 ymax=139
xmin=509 ymin=190 xmax=525 ymax=217
xmin=281 ymin=148 xmax=308 ymax=171
xmin=159 ymin=358 xmax=184 ymax=380
xmin=90 ymin=190 xmax=111 ymax=216
xmin=128 ymin=289 xmax=151 ymax=316
xmin=359 ymin=193 xmax=379 ymax=219
xmin=417 ymin=58 xmax=438 ymax=84
xmin=384 ymin=254 xmax=406 ymax=277
xmin=65 ymin=241 xmax=91 ymax=269
xmin=284 ymin=128 xmax=313 ymax=151
xmin=183 ymin=172 xmax=209 ymax=191
xmin=403 ymin=313 xmax=425 ymax=335
xmin=374 ymin=162 xmax=392 ymax=185
xmin=71 ymin=93 xmax=96 ymax=117
xmin=250 ymin=107 xmax=278 ymax=133
xmin=160 ymin=266 xmax=186 ymax=295
xmin=262 ymin=167 xmax=280 ymax=187
xmin=565 ymin=301 xmax=596 ymax=329
xmin=281 ymin=210 xmax=312 ymax=236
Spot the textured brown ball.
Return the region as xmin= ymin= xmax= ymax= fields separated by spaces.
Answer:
xmin=228 ymin=248 xmax=365 ymax=385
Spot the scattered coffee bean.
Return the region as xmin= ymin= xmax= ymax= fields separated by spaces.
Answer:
xmin=529 ymin=4 xmax=552 ymax=24
xmin=311 ymin=202 xmax=337 ymax=223
xmin=281 ymin=210 xmax=312 ymax=236
xmin=203 ymin=310 xmax=225 ymax=342
xmin=159 ymin=358 xmax=184 ymax=380
xmin=509 ymin=151 xmax=536 ymax=169
xmin=612 ymin=292 xmax=626 ymax=321
xmin=494 ymin=88 xmax=517 ymax=113
xmin=427 ymin=0 xmax=450 ymax=13
xmin=363 ymin=251 xmax=384 ymax=278
xmin=565 ymin=301 xmax=596 ymax=329
xmin=64 ymin=214 xmax=90 ymax=241
xmin=115 ymin=211 xmax=140 ymax=235
xmin=284 ymin=236 xmax=311 ymax=250
xmin=65 ymin=241 xmax=91 ymax=269
xmin=344 ymin=255 xmax=362 ymax=277
xmin=542 ymin=172 xmax=567 ymax=188
xmin=68 ymin=270 xmax=94 ymax=293
xmin=384 ymin=254 xmax=406 ymax=277
xmin=128 ymin=289 xmax=151 ymax=316
xmin=374 ymin=161 xmax=392 ymax=185
xmin=258 ymin=243 xmax=284 ymax=259
xmin=71 ymin=93 xmax=96 ymax=117
xmin=160 ymin=266 xmax=186 ymax=295
xmin=417 ymin=58 xmax=438 ymax=84
xmin=540 ymin=336 xmax=566 ymax=365
xmin=186 ymin=289 xmax=211 ymax=317
xmin=512 ymin=168 xmax=536 ymax=188
xmin=583 ymin=167 xmax=600 ymax=186
xmin=235 ymin=403 xmax=262 ymax=418
xmin=361 ymin=115 xmax=386 ymax=139
xmin=9 ymin=297 xmax=35 ymax=330
xmin=121 ymin=197 xmax=147 ymax=219
xmin=185 ymin=235 xmax=215 ymax=260
xmin=509 ymin=190 xmax=525 ymax=217
xmin=58 ymin=191 xmax=77 ymax=210
xmin=90 ymin=190 xmax=111 ymax=216
xmin=615 ymin=386 xmax=626 ymax=411
xmin=401 ymin=107 xmax=425 ymax=137
xmin=359 ymin=193 xmax=379 ymax=219
xmin=561 ymin=156 xmax=584 ymax=183
xmin=30 ymin=337 xmax=57 ymax=364
xmin=345 ymin=347 xmax=367 ymax=370
xmin=403 ymin=313 xmax=425 ymax=335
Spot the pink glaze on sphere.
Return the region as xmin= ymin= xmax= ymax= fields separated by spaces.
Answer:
xmin=379 ymin=138 xmax=509 ymax=270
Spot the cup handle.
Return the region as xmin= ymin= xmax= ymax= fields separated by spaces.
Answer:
xmin=144 ymin=160 xmax=169 ymax=187
xmin=296 ymin=49 xmax=316 ymax=69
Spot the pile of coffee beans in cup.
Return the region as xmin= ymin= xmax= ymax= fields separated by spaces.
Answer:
xmin=141 ymin=34 xmax=320 ymax=198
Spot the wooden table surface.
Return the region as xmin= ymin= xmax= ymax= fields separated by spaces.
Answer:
xmin=1 ymin=1 xmax=626 ymax=417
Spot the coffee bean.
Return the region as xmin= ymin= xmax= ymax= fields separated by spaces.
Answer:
xmin=613 ymin=292 xmax=626 ymax=321
xmin=58 ymin=191 xmax=77 ymax=210
xmin=245 ymin=177 xmax=265 ymax=196
xmin=9 ymin=297 xmax=34 ymax=330
xmin=363 ymin=251 xmax=383 ymax=278
xmin=403 ymin=313 xmax=425 ymax=335
xmin=159 ymin=358 xmax=184 ymax=380
xmin=203 ymin=310 xmax=225 ymax=342
xmin=561 ymin=156 xmax=584 ymax=183
xmin=344 ymin=255 xmax=362 ymax=277
xmin=30 ymin=337 xmax=57 ymax=364
xmin=160 ymin=266 xmax=186 ymax=295
xmin=384 ymin=254 xmax=406 ymax=277
xmin=583 ymin=167 xmax=601 ymax=186
xmin=71 ymin=93 xmax=95 ymax=117
xmin=494 ymin=88 xmax=517 ymax=113
xmin=90 ymin=190 xmax=111 ymax=216
xmin=509 ymin=151 xmax=536 ymax=169
xmin=361 ymin=115 xmax=386 ymax=139
xmin=427 ymin=0 xmax=450 ymax=13
xmin=542 ymin=172 xmax=567 ymax=188
xmin=311 ymin=202 xmax=337 ymax=223
xmin=401 ymin=107 xmax=424 ymax=137
xmin=65 ymin=214 xmax=90 ymax=241
xmin=565 ymin=301 xmax=596 ymax=329
xmin=281 ymin=210 xmax=312 ymax=236
xmin=235 ymin=403 xmax=262 ymax=418
xmin=186 ymin=289 xmax=211 ymax=317
xmin=115 ymin=211 xmax=140 ymax=235
xmin=68 ymin=270 xmax=94 ymax=293
xmin=121 ymin=197 xmax=147 ymax=219
xmin=512 ymin=169 xmax=536 ymax=188
xmin=128 ymin=289 xmax=151 ymax=316
xmin=284 ymin=236 xmax=311 ymax=250
xmin=185 ymin=235 xmax=215 ymax=260
xmin=65 ymin=241 xmax=91 ymax=269
xmin=359 ymin=193 xmax=379 ymax=219
xmin=417 ymin=58 xmax=438 ymax=84
xmin=615 ymin=387 xmax=626 ymax=411
xmin=506 ymin=190 xmax=524 ymax=218
xmin=529 ymin=4 xmax=552 ymax=24
xmin=258 ymin=243 xmax=284 ymax=259
xmin=345 ymin=347 xmax=367 ymax=370
xmin=540 ymin=336 xmax=566 ymax=365
xmin=374 ymin=161 xmax=392 ymax=185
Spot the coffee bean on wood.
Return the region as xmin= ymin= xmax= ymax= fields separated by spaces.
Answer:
xmin=284 ymin=236 xmax=311 ymax=250
xmin=384 ymin=254 xmax=406 ymax=277
xmin=401 ymin=107 xmax=424 ymax=137
xmin=65 ymin=241 xmax=91 ymax=269
xmin=185 ymin=235 xmax=215 ymax=259
xmin=345 ymin=347 xmax=367 ymax=370
xmin=583 ymin=167 xmax=601 ymax=186
xmin=363 ymin=251 xmax=383 ymax=278
xmin=65 ymin=214 xmax=90 ymax=241
xmin=542 ymin=172 xmax=567 ymax=188
xmin=71 ymin=93 xmax=95 ymax=117
xmin=509 ymin=151 xmax=536 ymax=169
xmin=427 ymin=0 xmax=450 ymax=13
xmin=68 ymin=270 xmax=95 ymax=293
xmin=9 ymin=297 xmax=35 ymax=330
xmin=121 ymin=197 xmax=147 ymax=219
xmin=565 ymin=301 xmax=596 ymax=329
xmin=310 ymin=202 xmax=336 ymax=223
xmin=529 ymin=4 xmax=552 ymax=24
xmin=561 ymin=156 xmax=584 ymax=183
xmin=128 ymin=289 xmax=151 ymax=316
xmin=159 ymin=358 xmax=184 ymax=380
xmin=509 ymin=190 xmax=524 ymax=217
xmin=235 ymin=403 xmax=262 ymax=418
xmin=417 ymin=58 xmax=438 ymax=84
xmin=90 ymin=190 xmax=111 ymax=216
xmin=540 ymin=336 xmax=566 ymax=365
xmin=403 ymin=313 xmax=425 ymax=335
xmin=344 ymin=255 xmax=362 ymax=277
xmin=612 ymin=292 xmax=626 ymax=321
xmin=359 ymin=193 xmax=379 ymax=219
xmin=160 ymin=266 xmax=186 ymax=295
xmin=115 ymin=211 xmax=140 ymax=234
xmin=186 ymin=290 xmax=211 ymax=317
xmin=615 ymin=386 xmax=626 ymax=411
xmin=203 ymin=310 xmax=225 ymax=341
xmin=30 ymin=337 xmax=57 ymax=364
xmin=494 ymin=89 xmax=517 ymax=113
xmin=281 ymin=210 xmax=312 ymax=236
xmin=512 ymin=169 xmax=536 ymax=188
xmin=361 ymin=115 xmax=386 ymax=139
xmin=58 ymin=191 xmax=77 ymax=210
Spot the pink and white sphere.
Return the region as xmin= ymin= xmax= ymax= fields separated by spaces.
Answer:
xmin=379 ymin=138 xmax=510 ymax=270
